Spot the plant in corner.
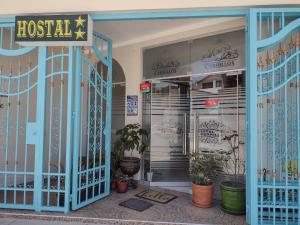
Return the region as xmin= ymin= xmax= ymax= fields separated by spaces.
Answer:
xmin=189 ymin=152 xmax=221 ymax=208
xmin=220 ymin=132 xmax=246 ymax=215
xmin=114 ymin=123 xmax=149 ymax=189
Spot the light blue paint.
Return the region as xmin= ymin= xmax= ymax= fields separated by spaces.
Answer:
xmin=247 ymin=8 xmax=258 ymax=225
xmin=71 ymin=47 xmax=82 ymax=210
xmin=91 ymin=8 xmax=248 ymax=21
xmin=34 ymin=46 xmax=47 ymax=212
xmin=64 ymin=46 xmax=74 ymax=213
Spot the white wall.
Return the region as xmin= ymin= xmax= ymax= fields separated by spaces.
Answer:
xmin=0 ymin=0 xmax=299 ymax=15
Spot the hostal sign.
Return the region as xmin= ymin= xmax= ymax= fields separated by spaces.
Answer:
xmin=15 ymin=14 xmax=93 ymax=46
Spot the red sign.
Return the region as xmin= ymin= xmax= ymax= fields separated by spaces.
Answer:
xmin=140 ymin=82 xmax=151 ymax=92
xmin=204 ymin=99 xmax=220 ymax=108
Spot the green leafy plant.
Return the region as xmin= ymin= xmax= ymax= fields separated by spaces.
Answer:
xmin=221 ymin=132 xmax=245 ymax=185
xmin=189 ymin=153 xmax=222 ymax=185
xmin=114 ymin=123 xmax=149 ymax=157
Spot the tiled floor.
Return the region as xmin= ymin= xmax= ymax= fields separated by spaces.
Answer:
xmin=0 ymin=185 xmax=247 ymax=225
xmin=0 ymin=218 xmax=107 ymax=225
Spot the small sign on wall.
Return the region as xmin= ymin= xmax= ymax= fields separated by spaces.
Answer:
xmin=127 ymin=95 xmax=138 ymax=116
xmin=204 ymin=99 xmax=220 ymax=108
xmin=140 ymin=82 xmax=151 ymax=93
xmin=15 ymin=14 xmax=93 ymax=46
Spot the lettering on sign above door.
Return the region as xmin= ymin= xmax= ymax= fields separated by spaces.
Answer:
xmin=15 ymin=14 xmax=93 ymax=46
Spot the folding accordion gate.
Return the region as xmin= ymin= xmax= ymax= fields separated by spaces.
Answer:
xmin=0 ymin=22 xmax=112 ymax=212
xmin=248 ymin=8 xmax=300 ymax=225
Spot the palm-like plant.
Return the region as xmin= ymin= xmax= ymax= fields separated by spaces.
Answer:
xmin=114 ymin=123 xmax=148 ymax=157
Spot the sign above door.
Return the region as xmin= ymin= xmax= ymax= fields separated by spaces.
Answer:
xmin=15 ymin=14 xmax=93 ymax=46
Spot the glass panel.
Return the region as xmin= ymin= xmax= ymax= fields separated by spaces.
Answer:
xmin=149 ymin=78 xmax=190 ymax=182
xmin=190 ymin=30 xmax=245 ymax=75
xmin=190 ymin=71 xmax=246 ymax=180
xmin=143 ymin=41 xmax=190 ymax=80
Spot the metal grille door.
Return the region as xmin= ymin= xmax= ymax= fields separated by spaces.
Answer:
xmin=0 ymin=23 xmax=111 ymax=212
xmin=0 ymin=23 xmax=39 ymax=210
xmin=72 ymin=31 xmax=112 ymax=210
xmin=248 ymin=8 xmax=300 ymax=225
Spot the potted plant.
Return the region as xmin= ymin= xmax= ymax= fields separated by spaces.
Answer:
xmin=117 ymin=175 xmax=128 ymax=193
xmin=189 ymin=152 xmax=221 ymax=208
xmin=220 ymin=132 xmax=246 ymax=215
xmin=110 ymin=146 xmax=123 ymax=190
xmin=114 ymin=123 xmax=149 ymax=187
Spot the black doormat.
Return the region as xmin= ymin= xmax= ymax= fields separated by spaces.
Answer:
xmin=136 ymin=189 xmax=177 ymax=204
xmin=119 ymin=198 xmax=153 ymax=211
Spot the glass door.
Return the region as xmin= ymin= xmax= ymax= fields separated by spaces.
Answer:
xmin=189 ymin=71 xmax=246 ymax=167
xmin=149 ymin=78 xmax=190 ymax=182
xmin=145 ymin=71 xmax=245 ymax=186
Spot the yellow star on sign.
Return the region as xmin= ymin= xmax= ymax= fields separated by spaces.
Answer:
xmin=75 ymin=28 xmax=85 ymax=40
xmin=75 ymin=16 xmax=86 ymax=28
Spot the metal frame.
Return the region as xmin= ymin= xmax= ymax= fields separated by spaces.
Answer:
xmin=0 ymin=7 xmax=299 ymax=224
xmin=0 ymin=22 xmax=112 ymax=213
xmin=249 ymin=8 xmax=300 ymax=224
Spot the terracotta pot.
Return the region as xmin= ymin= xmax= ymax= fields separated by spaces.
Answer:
xmin=117 ymin=180 xmax=128 ymax=193
xmin=120 ymin=157 xmax=140 ymax=177
xmin=110 ymin=179 xmax=117 ymax=190
xmin=192 ymin=183 xmax=213 ymax=208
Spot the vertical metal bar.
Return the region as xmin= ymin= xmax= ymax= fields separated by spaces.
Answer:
xmin=259 ymin=60 xmax=263 ymax=225
xmin=92 ymin=63 xmax=97 ymax=198
xmin=23 ymin=62 xmax=31 ymax=205
xmin=245 ymin=14 xmax=251 ymax=223
xmin=85 ymin=63 xmax=91 ymax=201
xmin=248 ymin=9 xmax=258 ymax=224
xmin=34 ymin=46 xmax=47 ymax=212
xmin=98 ymin=67 xmax=103 ymax=195
xmin=183 ymin=112 xmax=187 ymax=155
xmin=272 ymin=54 xmax=276 ymax=225
xmin=85 ymin=61 xmax=91 ymax=199
xmin=4 ymin=67 xmax=12 ymax=204
xmin=297 ymin=37 xmax=300 ymax=225
xmin=47 ymin=48 xmax=54 ymax=207
xmin=64 ymin=46 xmax=74 ymax=213
xmin=14 ymin=62 xmax=21 ymax=204
xmin=79 ymin=56 xmax=84 ymax=204
xmin=71 ymin=47 xmax=81 ymax=210
xmin=56 ymin=47 xmax=64 ymax=207
xmin=284 ymin=49 xmax=288 ymax=225
xmin=104 ymin=38 xmax=112 ymax=194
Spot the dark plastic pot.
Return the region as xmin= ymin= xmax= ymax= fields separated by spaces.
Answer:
xmin=120 ymin=157 xmax=140 ymax=177
xmin=220 ymin=181 xmax=246 ymax=215
xmin=110 ymin=179 xmax=117 ymax=190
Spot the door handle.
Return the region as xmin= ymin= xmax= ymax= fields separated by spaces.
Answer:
xmin=182 ymin=112 xmax=187 ymax=155
xmin=193 ymin=113 xmax=198 ymax=155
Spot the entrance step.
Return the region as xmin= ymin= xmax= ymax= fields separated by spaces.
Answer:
xmin=0 ymin=212 xmax=206 ymax=225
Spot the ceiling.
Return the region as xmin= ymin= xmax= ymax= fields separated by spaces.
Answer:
xmin=94 ymin=18 xmax=244 ymax=48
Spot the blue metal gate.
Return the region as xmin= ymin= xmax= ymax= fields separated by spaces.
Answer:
xmin=248 ymin=8 xmax=300 ymax=225
xmin=0 ymin=22 xmax=112 ymax=212
xmin=71 ymin=31 xmax=112 ymax=210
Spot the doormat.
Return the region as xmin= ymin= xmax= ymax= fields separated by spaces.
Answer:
xmin=119 ymin=198 xmax=153 ymax=212
xmin=136 ymin=189 xmax=177 ymax=204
